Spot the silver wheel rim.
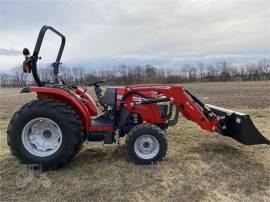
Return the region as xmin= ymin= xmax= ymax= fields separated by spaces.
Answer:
xmin=22 ymin=117 xmax=62 ymax=157
xmin=134 ymin=134 xmax=160 ymax=159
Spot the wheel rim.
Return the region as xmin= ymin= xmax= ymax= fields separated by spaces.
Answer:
xmin=134 ymin=134 xmax=160 ymax=160
xmin=22 ymin=117 xmax=62 ymax=157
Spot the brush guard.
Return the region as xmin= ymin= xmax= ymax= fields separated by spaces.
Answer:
xmin=206 ymin=104 xmax=270 ymax=145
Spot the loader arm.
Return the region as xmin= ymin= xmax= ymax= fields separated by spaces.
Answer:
xmin=128 ymin=85 xmax=218 ymax=131
xmin=127 ymin=84 xmax=270 ymax=145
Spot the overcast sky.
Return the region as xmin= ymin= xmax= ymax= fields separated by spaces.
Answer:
xmin=0 ymin=0 xmax=269 ymax=69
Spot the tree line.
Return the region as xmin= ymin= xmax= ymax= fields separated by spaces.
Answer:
xmin=1 ymin=59 xmax=269 ymax=87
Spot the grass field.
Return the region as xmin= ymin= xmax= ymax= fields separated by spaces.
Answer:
xmin=0 ymin=81 xmax=270 ymax=202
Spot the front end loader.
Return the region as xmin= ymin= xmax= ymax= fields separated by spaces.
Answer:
xmin=7 ymin=25 xmax=269 ymax=170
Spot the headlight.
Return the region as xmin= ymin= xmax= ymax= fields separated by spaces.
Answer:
xmin=158 ymin=101 xmax=170 ymax=119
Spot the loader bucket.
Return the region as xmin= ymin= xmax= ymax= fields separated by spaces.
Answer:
xmin=206 ymin=104 xmax=270 ymax=145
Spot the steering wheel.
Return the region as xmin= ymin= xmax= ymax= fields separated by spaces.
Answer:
xmin=87 ymin=80 xmax=107 ymax=110
xmin=87 ymin=80 xmax=105 ymax=87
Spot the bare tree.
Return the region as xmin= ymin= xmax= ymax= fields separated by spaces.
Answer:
xmin=145 ymin=65 xmax=157 ymax=83
xmin=11 ymin=66 xmax=27 ymax=86
xmin=2 ymin=59 xmax=270 ymax=87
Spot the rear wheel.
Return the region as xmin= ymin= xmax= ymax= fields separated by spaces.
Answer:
xmin=21 ymin=117 xmax=63 ymax=157
xmin=7 ymin=99 xmax=83 ymax=170
xmin=126 ymin=124 xmax=167 ymax=164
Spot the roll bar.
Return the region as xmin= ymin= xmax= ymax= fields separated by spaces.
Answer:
xmin=31 ymin=25 xmax=66 ymax=86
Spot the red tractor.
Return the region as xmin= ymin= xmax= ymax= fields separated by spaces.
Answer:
xmin=7 ymin=26 xmax=269 ymax=170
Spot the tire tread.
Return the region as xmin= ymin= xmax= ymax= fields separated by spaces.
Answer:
xmin=7 ymin=99 xmax=83 ymax=170
xmin=125 ymin=123 xmax=168 ymax=164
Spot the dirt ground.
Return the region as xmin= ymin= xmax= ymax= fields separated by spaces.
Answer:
xmin=0 ymin=81 xmax=269 ymax=202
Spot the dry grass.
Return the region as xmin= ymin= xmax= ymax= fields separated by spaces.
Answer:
xmin=0 ymin=81 xmax=270 ymax=202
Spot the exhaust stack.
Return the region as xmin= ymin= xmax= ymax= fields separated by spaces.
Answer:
xmin=206 ymin=104 xmax=270 ymax=145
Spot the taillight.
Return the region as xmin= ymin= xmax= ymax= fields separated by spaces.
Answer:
xmin=23 ymin=63 xmax=32 ymax=73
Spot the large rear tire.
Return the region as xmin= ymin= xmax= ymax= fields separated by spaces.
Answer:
xmin=7 ymin=99 xmax=83 ymax=170
xmin=126 ymin=124 xmax=167 ymax=164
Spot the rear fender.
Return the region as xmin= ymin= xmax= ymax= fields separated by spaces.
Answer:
xmin=21 ymin=86 xmax=91 ymax=131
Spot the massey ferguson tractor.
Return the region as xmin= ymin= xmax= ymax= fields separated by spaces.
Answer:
xmin=7 ymin=26 xmax=269 ymax=170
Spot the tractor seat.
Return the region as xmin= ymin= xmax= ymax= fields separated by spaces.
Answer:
xmin=100 ymin=87 xmax=116 ymax=106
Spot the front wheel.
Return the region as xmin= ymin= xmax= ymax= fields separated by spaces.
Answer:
xmin=7 ymin=99 xmax=83 ymax=170
xmin=125 ymin=124 xmax=168 ymax=164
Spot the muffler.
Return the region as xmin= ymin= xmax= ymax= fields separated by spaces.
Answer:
xmin=206 ymin=104 xmax=270 ymax=145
